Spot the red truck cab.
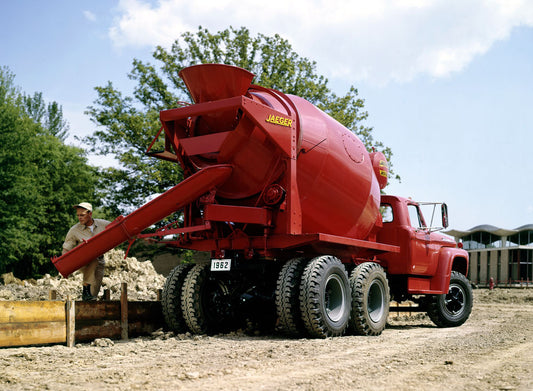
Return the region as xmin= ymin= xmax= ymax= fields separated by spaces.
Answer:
xmin=377 ymin=195 xmax=472 ymax=327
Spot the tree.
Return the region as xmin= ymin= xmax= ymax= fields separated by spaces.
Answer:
xmin=23 ymin=91 xmax=70 ymax=141
xmin=0 ymin=66 xmax=98 ymax=278
xmin=86 ymin=26 xmax=397 ymax=217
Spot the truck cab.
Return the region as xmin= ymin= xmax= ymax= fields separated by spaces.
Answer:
xmin=377 ymin=195 xmax=469 ymax=298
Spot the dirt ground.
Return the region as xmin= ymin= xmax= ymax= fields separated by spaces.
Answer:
xmin=0 ymin=288 xmax=531 ymax=391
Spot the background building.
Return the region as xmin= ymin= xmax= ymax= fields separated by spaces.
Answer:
xmin=446 ymin=225 xmax=533 ymax=287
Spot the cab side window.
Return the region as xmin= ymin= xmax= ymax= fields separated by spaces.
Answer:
xmin=381 ymin=204 xmax=393 ymax=223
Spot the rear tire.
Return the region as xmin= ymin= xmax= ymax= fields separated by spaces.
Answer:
xmin=181 ymin=263 xmax=235 ymax=334
xmin=349 ymin=262 xmax=390 ymax=336
xmin=299 ymin=255 xmax=351 ymax=338
xmin=161 ymin=264 xmax=193 ymax=333
xmin=275 ymin=257 xmax=307 ymax=336
xmin=427 ymin=271 xmax=473 ymax=327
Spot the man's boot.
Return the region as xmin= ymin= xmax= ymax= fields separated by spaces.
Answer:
xmin=82 ymin=285 xmax=96 ymax=301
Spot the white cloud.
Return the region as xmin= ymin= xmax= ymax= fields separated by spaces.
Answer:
xmin=83 ymin=10 xmax=97 ymax=22
xmin=108 ymin=0 xmax=533 ymax=85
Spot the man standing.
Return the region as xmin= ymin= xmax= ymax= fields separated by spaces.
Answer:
xmin=62 ymin=202 xmax=111 ymax=301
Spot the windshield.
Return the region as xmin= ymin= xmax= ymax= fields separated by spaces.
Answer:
xmin=408 ymin=204 xmax=425 ymax=228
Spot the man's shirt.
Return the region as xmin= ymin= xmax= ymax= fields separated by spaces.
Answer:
xmin=62 ymin=219 xmax=111 ymax=253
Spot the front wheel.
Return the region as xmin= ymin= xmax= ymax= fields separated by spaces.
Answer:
xmin=426 ymin=271 xmax=473 ymax=327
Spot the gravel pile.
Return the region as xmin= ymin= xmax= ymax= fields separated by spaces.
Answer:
xmin=0 ymin=249 xmax=165 ymax=301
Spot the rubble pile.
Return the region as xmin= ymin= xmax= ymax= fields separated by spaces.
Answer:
xmin=0 ymin=249 xmax=165 ymax=301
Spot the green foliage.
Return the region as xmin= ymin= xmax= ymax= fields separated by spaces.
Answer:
xmin=23 ymin=91 xmax=69 ymax=140
xmin=0 ymin=66 xmax=98 ymax=278
xmin=86 ymin=26 xmax=398 ymax=216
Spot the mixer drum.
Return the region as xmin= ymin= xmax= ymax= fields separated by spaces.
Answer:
xmin=213 ymin=90 xmax=382 ymax=240
xmin=289 ymin=95 xmax=382 ymax=239
xmin=176 ymin=64 xmax=383 ymax=240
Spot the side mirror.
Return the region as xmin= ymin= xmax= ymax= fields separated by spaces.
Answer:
xmin=441 ymin=203 xmax=449 ymax=228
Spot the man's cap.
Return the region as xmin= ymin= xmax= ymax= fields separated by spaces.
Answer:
xmin=73 ymin=202 xmax=92 ymax=212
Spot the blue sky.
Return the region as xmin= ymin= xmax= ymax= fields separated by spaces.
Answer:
xmin=2 ymin=0 xmax=533 ymax=231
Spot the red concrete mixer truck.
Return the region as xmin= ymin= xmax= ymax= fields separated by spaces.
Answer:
xmin=52 ymin=64 xmax=472 ymax=338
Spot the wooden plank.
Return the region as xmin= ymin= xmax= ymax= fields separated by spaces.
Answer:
xmin=129 ymin=320 xmax=165 ymax=337
xmin=0 ymin=321 xmax=66 ymax=347
xmin=121 ymin=282 xmax=128 ymax=340
xmin=75 ymin=301 xmax=162 ymax=321
xmin=75 ymin=320 xmax=122 ymax=341
xmin=0 ymin=299 xmax=164 ymax=348
xmin=66 ymin=299 xmax=75 ymax=347
xmin=75 ymin=301 xmax=120 ymax=320
xmin=0 ymin=301 xmax=65 ymax=323
xmin=128 ymin=301 xmax=163 ymax=321
xmin=73 ymin=320 xmax=163 ymax=342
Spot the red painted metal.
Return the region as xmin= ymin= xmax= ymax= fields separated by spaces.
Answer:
xmin=52 ymin=164 xmax=232 ymax=277
xmin=179 ymin=63 xmax=254 ymax=103
xmin=157 ymin=66 xmax=381 ymax=240
xmin=378 ymin=195 xmax=469 ymax=294
xmin=204 ymin=205 xmax=271 ymax=226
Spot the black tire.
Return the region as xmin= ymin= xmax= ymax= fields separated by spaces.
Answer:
xmin=349 ymin=262 xmax=390 ymax=336
xmin=181 ymin=263 xmax=234 ymax=334
xmin=299 ymin=255 xmax=351 ymax=338
xmin=161 ymin=263 xmax=193 ymax=333
xmin=275 ymin=257 xmax=307 ymax=336
xmin=427 ymin=271 xmax=473 ymax=327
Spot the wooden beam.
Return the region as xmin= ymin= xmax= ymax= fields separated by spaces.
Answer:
xmin=0 ymin=291 xmax=164 ymax=348
xmin=75 ymin=302 xmax=121 ymax=320
xmin=0 ymin=301 xmax=65 ymax=323
xmin=121 ymin=282 xmax=128 ymax=340
xmin=0 ymin=321 xmax=66 ymax=347
xmin=66 ymin=299 xmax=75 ymax=347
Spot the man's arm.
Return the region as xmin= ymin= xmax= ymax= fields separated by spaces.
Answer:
xmin=62 ymin=227 xmax=78 ymax=254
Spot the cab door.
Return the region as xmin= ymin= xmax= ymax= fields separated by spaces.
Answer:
xmin=407 ymin=204 xmax=438 ymax=275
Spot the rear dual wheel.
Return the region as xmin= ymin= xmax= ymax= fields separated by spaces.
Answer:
xmin=299 ymin=256 xmax=351 ymax=338
xmin=275 ymin=257 xmax=307 ymax=336
xmin=181 ymin=263 xmax=236 ymax=334
xmin=161 ymin=264 xmax=193 ymax=333
xmin=349 ymin=262 xmax=390 ymax=336
xmin=162 ymin=263 xmax=236 ymax=335
xmin=275 ymin=257 xmax=389 ymax=338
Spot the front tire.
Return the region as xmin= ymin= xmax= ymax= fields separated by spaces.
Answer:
xmin=427 ymin=271 xmax=473 ymax=327
xmin=349 ymin=262 xmax=390 ymax=336
xmin=299 ymin=255 xmax=351 ymax=338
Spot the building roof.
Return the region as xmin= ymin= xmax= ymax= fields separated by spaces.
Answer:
xmin=444 ymin=224 xmax=532 ymax=238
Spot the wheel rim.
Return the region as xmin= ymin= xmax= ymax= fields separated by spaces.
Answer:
xmin=444 ymin=282 xmax=466 ymax=316
xmin=368 ymin=279 xmax=385 ymax=323
xmin=325 ymin=274 xmax=347 ymax=322
xmin=203 ymin=279 xmax=232 ymax=322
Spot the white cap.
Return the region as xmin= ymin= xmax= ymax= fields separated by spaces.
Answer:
xmin=73 ymin=202 xmax=92 ymax=212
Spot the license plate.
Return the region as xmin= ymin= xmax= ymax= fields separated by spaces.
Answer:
xmin=210 ymin=259 xmax=231 ymax=271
